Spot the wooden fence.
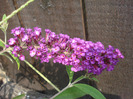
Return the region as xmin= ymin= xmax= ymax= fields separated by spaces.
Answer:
xmin=0 ymin=0 xmax=132 ymax=99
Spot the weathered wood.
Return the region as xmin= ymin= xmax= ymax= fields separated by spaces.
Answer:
xmin=16 ymin=0 xmax=84 ymax=38
xmin=5 ymin=0 xmax=85 ymax=93
xmin=84 ymin=0 xmax=133 ymax=99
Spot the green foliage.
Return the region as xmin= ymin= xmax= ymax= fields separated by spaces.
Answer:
xmin=0 ymin=40 xmax=5 ymax=47
xmin=54 ymin=86 xmax=86 ymax=99
xmin=8 ymin=52 xmax=20 ymax=70
xmin=73 ymin=75 xmax=85 ymax=83
xmin=2 ymin=14 xmax=7 ymax=23
xmin=66 ymin=65 xmax=74 ymax=83
xmin=0 ymin=14 xmax=8 ymax=33
xmin=13 ymin=94 xmax=25 ymax=99
xmin=89 ymin=77 xmax=99 ymax=83
xmin=74 ymin=84 xmax=106 ymax=99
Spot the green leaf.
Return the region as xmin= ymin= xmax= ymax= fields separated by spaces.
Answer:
xmin=89 ymin=77 xmax=99 ymax=83
xmin=74 ymin=75 xmax=85 ymax=83
xmin=13 ymin=94 xmax=25 ymax=99
xmin=8 ymin=52 xmax=20 ymax=70
xmin=4 ymin=22 xmax=8 ymax=31
xmin=54 ymin=86 xmax=86 ymax=99
xmin=1 ymin=14 xmax=8 ymax=32
xmin=74 ymin=84 xmax=106 ymax=99
xmin=0 ymin=26 xmax=5 ymax=32
xmin=0 ymin=53 xmax=13 ymax=63
xmin=66 ymin=65 xmax=74 ymax=83
xmin=2 ymin=14 xmax=7 ymax=23
xmin=0 ymin=40 xmax=5 ymax=47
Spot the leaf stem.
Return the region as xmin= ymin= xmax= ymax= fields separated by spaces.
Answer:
xmin=0 ymin=0 xmax=34 ymax=25
xmin=4 ymin=31 xmax=7 ymax=46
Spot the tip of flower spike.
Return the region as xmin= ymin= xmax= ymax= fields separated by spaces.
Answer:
xmin=115 ymin=48 xmax=124 ymax=59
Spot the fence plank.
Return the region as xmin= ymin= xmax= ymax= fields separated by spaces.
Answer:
xmin=16 ymin=0 xmax=84 ymax=38
xmin=8 ymin=0 xmax=85 ymax=93
xmin=84 ymin=0 xmax=133 ymax=99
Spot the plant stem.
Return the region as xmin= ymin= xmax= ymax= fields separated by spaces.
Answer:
xmin=50 ymin=76 xmax=85 ymax=99
xmin=50 ymin=84 xmax=70 ymax=99
xmin=0 ymin=48 xmax=12 ymax=55
xmin=4 ymin=31 xmax=7 ymax=46
xmin=0 ymin=0 xmax=34 ymax=25
xmin=24 ymin=60 xmax=60 ymax=92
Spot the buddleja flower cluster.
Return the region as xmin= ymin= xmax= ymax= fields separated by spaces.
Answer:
xmin=7 ymin=27 xmax=124 ymax=75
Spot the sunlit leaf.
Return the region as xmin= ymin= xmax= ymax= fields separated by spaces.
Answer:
xmin=74 ymin=84 xmax=106 ymax=99
xmin=0 ymin=40 xmax=5 ymax=47
xmin=8 ymin=52 xmax=20 ymax=70
xmin=66 ymin=65 xmax=74 ymax=83
xmin=2 ymin=14 xmax=7 ymax=23
xmin=1 ymin=14 xmax=8 ymax=32
xmin=89 ymin=77 xmax=99 ymax=83
xmin=13 ymin=94 xmax=25 ymax=99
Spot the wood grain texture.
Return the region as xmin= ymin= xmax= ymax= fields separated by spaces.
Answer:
xmin=84 ymin=0 xmax=133 ymax=99
xmin=16 ymin=0 xmax=84 ymax=38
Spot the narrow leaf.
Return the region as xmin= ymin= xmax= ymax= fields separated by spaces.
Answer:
xmin=0 ymin=53 xmax=13 ymax=63
xmin=54 ymin=86 xmax=86 ymax=99
xmin=8 ymin=52 xmax=20 ymax=70
xmin=66 ymin=65 xmax=74 ymax=83
xmin=0 ymin=40 xmax=5 ymax=47
xmin=74 ymin=84 xmax=106 ymax=99
xmin=2 ymin=14 xmax=7 ymax=23
xmin=74 ymin=75 xmax=85 ymax=83
xmin=13 ymin=94 xmax=25 ymax=99
xmin=89 ymin=77 xmax=99 ymax=83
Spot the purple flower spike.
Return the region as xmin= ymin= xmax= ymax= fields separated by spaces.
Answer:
xmin=22 ymin=34 xmax=28 ymax=42
xmin=52 ymin=46 xmax=60 ymax=53
xmin=115 ymin=48 xmax=124 ymax=59
xmin=34 ymin=27 xmax=41 ymax=36
xmin=30 ymin=49 xmax=36 ymax=57
xmin=36 ymin=51 xmax=42 ymax=56
xmin=47 ymin=53 xmax=52 ymax=59
xmin=71 ymin=67 xmax=78 ymax=72
xmin=8 ymin=38 xmax=16 ymax=46
xmin=8 ymin=27 xmax=124 ymax=75
xmin=19 ymin=54 xmax=25 ymax=61
xmin=15 ymin=30 xmax=21 ymax=36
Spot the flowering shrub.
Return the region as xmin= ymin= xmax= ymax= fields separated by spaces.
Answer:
xmin=0 ymin=0 xmax=124 ymax=99
xmin=8 ymin=27 xmax=124 ymax=75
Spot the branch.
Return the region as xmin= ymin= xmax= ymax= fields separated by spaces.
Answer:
xmin=0 ymin=0 xmax=34 ymax=25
